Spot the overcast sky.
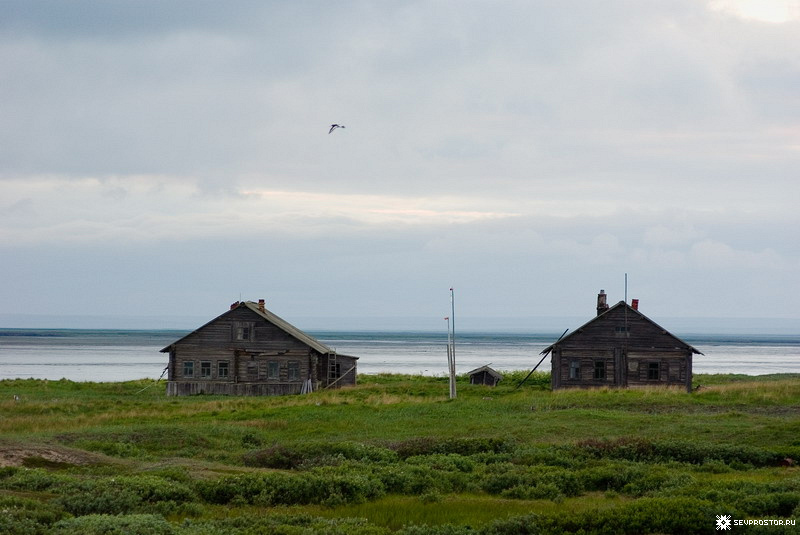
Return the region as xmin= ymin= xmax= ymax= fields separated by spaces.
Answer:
xmin=1 ymin=0 xmax=799 ymax=331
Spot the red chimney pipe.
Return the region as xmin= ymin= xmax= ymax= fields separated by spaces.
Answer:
xmin=631 ymin=299 xmax=639 ymax=311
xmin=230 ymin=301 xmax=239 ymax=310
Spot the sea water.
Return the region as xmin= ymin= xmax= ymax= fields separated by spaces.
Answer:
xmin=0 ymin=329 xmax=798 ymax=382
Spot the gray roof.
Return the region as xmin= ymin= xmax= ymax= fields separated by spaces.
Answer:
xmin=466 ymin=365 xmax=503 ymax=379
xmin=540 ymin=300 xmax=703 ymax=356
xmin=160 ymin=301 xmax=336 ymax=355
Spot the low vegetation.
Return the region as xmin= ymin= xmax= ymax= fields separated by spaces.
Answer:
xmin=1 ymin=372 xmax=799 ymax=533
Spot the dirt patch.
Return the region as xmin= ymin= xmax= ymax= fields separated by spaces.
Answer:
xmin=0 ymin=444 xmax=107 ymax=468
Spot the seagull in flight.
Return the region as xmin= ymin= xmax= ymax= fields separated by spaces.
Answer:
xmin=328 ymin=124 xmax=345 ymax=134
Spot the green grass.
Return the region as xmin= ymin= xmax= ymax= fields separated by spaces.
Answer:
xmin=1 ymin=372 xmax=799 ymax=534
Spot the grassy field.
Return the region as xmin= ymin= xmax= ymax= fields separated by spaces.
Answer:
xmin=1 ymin=372 xmax=799 ymax=534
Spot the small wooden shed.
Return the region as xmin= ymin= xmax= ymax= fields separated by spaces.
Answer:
xmin=467 ymin=365 xmax=503 ymax=386
xmin=161 ymin=300 xmax=357 ymax=396
xmin=545 ymin=291 xmax=702 ymax=393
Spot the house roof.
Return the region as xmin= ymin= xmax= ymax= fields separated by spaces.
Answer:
xmin=466 ymin=365 xmax=503 ymax=379
xmin=160 ymin=301 xmax=336 ymax=355
xmin=540 ymin=300 xmax=703 ymax=356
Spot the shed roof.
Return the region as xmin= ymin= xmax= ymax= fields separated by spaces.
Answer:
xmin=466 ymin=365 xmax=503 ymax=379
xmin=540 ymin=300 xmax=703 ymax=356
xmin=160 ymin=301 xmax=337 ymax=355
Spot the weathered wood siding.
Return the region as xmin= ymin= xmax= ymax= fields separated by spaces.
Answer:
xmin=165 ymin=305 xmax=356 ymax=396
xmin=550 ymin=304 xmax=693 ymax=392
xmin=469 ymin=370 xmax=501 ymax=386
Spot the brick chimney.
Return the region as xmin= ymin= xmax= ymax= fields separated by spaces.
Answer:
xmin=597 ymin=290 xmax=609 ymax=316
xmin=230 ymin=301 xmax=240 ymax=310
xmin=631 ymin=298 xmax=639 ymax=311
xmin=258 ymin=299 xmax=266 ymax=312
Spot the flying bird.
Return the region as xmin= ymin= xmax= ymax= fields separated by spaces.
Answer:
xmin=328 ymin=124 xmax=345 ymax=134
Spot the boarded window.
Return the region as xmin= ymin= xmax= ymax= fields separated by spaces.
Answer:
xmin=218 ymin=361 xmax=229 ymax=378
xmin=183 ymin=361 xmax=194 ymax=377
xmin=246 ymin=362 xmax=258 ymax=379
xmin=200 ymin=361 xmax=212 ymax=378
xmin=647 ymin=362 xmax=660 ymax=380
xmin=268 ymin=361 xmax=279 ymax=380
xmin=594 ymin=360 xmax=606 ymax=380
xmin=288 ymin=361 xmax=300 ymax=381
xmin=569 ymin=360 xmax=580 ymax=380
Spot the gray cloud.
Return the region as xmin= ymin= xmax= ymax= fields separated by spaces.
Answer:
xmin=0 ymin=1 xmax=798 ymax=325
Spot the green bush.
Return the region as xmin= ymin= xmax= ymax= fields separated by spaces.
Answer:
xmin=52 ymin=514 xmax=176 ymax=535
xmin=389 ymin=437 xmax=511 ymax=459
xmin=575 ymin=437 xmax=783 ymax=467
xmin=1 ymin=467 xmax=74 ymax=491
xmin=242 ymin=441 xmax=397 ymax=469
xmin=0 ymin=496 xmax=67 ymax=535
xmin=179 ymin=513 xmax=390 ymax=535
xmin=196 ymin=470 xmax=385 ymax=506
xmin=53 ymin=475 xmax=196 ymax=516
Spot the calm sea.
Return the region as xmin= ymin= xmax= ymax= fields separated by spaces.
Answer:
xmin=0 ymin=329 xmax=798 ymax=382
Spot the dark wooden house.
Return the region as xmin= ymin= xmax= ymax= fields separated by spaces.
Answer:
xmin=467 ymin=365 xmax=502 ymax=386
xmin=545 ymin=291 xmax=701 ymax=392
xmin=161 ymin=300 xmax=357 ymax=396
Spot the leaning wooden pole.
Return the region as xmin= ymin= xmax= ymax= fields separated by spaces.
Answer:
xmin=515 ymin=328 xmax=569 ymax=389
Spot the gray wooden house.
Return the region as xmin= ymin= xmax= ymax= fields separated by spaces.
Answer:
xmin=545 ymin=291 xmax=701 ymax=392
xmin=161 ymin=300 xmax=357 ymax=396
xmin=467 ymin=365 xmax=502 ymax=387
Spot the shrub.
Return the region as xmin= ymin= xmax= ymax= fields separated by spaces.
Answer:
xmin=389 ymin=437 xmax=511 ymax=459
xmin=575 ymin=437 xmax=783 ymax=467
xmin=196 ymin=471 xmax=385 ymax=506
xmin=242 ymin=441 xmax=397 ymax=469
xmin=0 ymin=496 xmax=67 ymax=535
xmin=53 ymin=475 xmax=196 ymax=516
xmin=52 ymin=514 xmax=176 ymax=535
xmin=2 ymin=467 xmax=73 ymax=492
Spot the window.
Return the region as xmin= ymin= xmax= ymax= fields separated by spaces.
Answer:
xmin=218 ymin=361 xmax=229 ymax=379
xmin=569 ymin=360 xmax=580 ymax=380
xmin=268 ymin=361 xmax=280 ymax=380
xmin=246 ymin=362 xmax=258 ymax=379
xmin=647 ymin=362 xmax=660 ymax=380
xmin=594 ymin=360 xmax=606 ymax=380
xmin=183 ymin=361 xmax=194 ymax=377
xmin=200 ymin=361 xmax=212 ymax=378
xmin=234 ymin=322 xmax=254 ymax=341
xmin=288 ymin=361 xmax=300 ymax=381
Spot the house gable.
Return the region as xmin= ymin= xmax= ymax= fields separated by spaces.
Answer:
xmin=547 ymin=297 xmax=701 ymax=392
xmin=543 ymin=301 xmax=701 ymax=355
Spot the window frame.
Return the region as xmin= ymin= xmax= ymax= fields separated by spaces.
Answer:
xmin=647 ymin=362 xmax=660 ymax=381
xmin=200 ymin=361 xmax=212 ymax=378
xmin=268 ymin=361 xmax=280 ymax=380
xmin=217 ymin=361 xmax=229 ymax=379
xmin=569 ymin=360 xmax=581 ymax=380
xmin=287 ymin=360 xmax=300 ymax=381
xmin=183 ymin=361 xmax=194 ymax=378
xmin=233 ymin=322 xmax=255 ymax=342
xmin=593 ymin=360 xmax=606 ymax=380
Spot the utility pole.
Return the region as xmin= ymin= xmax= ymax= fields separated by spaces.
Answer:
xmin=448 ymin=287 xmax=457 ymax=399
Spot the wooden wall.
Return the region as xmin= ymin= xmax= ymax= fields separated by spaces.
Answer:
xmin=165 ymin=305 xmax=356 ymax=396
xmin=550 ymin=305 xmax=693 ymax=392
